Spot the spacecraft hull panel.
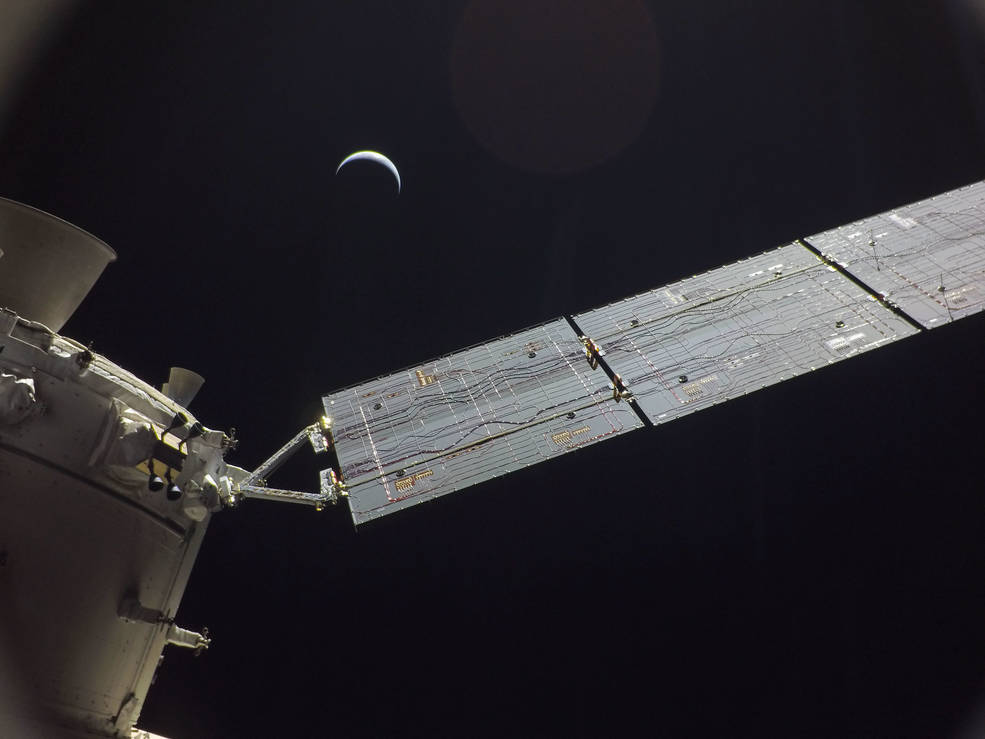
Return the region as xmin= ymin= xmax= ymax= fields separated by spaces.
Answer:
xmin=0 ymin=310 xmax=227 ymax=738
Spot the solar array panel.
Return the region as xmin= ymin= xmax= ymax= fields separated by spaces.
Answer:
xmin=323 ymin=180 xmax=985 ymax=525
xmin=323 ymin=318 xmax=643 ymax=524
xmin=571 ymin=244 xmax=919 ymax=426
xmin=805 ymin=180 xmax=985 ymax=329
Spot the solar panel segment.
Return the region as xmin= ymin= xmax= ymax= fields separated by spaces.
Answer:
xmin=323 ymin=318 xmax=643 ymax=524
xmin=805 ymin=180 xmax=985 ymax=329
xmin=572 ymin=243 xmax=919 ymax=426
xmin=323 ymin=180 xmax=985 ymax=525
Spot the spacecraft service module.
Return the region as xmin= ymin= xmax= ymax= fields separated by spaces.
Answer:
xmin=0 ymin=180 xmax=983 ymax=738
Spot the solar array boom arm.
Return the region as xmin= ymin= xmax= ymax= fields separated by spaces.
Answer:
xmin=236 ymin=420 xmax=340 ymax=509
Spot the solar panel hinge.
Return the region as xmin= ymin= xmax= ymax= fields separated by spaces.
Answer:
xmin=580 ymin=335 xmax=604 ymax=370
xmin=611 ymin=373 xmax=632 ymax=402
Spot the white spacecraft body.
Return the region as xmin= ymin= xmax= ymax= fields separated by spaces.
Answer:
xmin=0 ymin=198 xmax=242 ymax=739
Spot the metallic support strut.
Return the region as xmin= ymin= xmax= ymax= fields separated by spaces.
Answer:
xmin=241 ymin=425 xmax=316 ymax=487
xmin=236 ymin=419 xmax=340 ymax=509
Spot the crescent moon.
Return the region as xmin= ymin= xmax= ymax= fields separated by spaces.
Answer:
xmin=336 ymin=150 xmax=401 ymax=193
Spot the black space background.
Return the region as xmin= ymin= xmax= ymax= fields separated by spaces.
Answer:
xmin=2 ymin=2 xmax=984 ymax=737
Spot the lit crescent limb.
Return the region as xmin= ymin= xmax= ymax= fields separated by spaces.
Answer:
xmin=336 ymin=150 xmax=401 ymax=193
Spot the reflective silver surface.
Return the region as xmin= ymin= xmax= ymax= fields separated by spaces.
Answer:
xmin=806 ymin=180 xmax=985 ymax=329
xmin=325 ymin=180 xmax=985 ymax=526
xmin=324 ymin=318 xmax=643 ymax=524
xmin=573 ymin=243 xmax=918 ymax=425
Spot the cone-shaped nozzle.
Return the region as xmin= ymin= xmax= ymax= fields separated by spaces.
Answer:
xmin=161 ymin=367 xmax=205 ymax=408
xmin=0 ymin=197 xmax=116 ymax=331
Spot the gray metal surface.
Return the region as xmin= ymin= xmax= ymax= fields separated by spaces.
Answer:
xmin=805 ymin=180 xmax=985 ymax=328
xmin=324 ymin=318 xmax=643 ymax=524
xmin=573 ymin=243 xmax=919 ymax=425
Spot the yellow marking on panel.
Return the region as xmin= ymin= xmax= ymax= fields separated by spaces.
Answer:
xmin=135 ymin=459 xmax=181 ymax=479
xmin=133 ymin=424 xmax=185 ymax=479
xmin=445 ymin=445 xmax=479 ymax=461
xmin=682 ymin=375 xmax=719 ymax=401
xmin=551 ymin=430 xmax=573 ymax=445
xmin=416 ymin=370 xmax=437 ymax=386
xmin=394 ymin=468 xmax=434 ymax=492
xmin=162 ymin=432 xmax=183 ymax=448
xmin=551 ymin=425 xmax=591 ymax=446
